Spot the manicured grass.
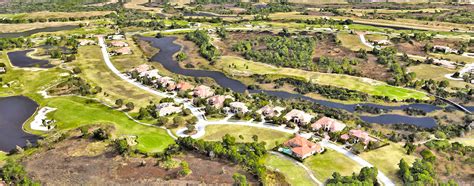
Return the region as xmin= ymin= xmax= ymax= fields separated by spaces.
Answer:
xmin=428 ymin=53 xmax=474 ymax=64
xmin=365 ymin=33 xmax=388 ymax=42
xmin=359 ymin=143 xmax=417 ymax=184
xmin=407 ymin=64 xmax=471 ymax=89
xmin=74 ymin=45 xmax=161 ymax=110
xmin=336 ymin=32 xmax=372 ymax=51
xmin=265 ymin=154 xmax=316 ymax=185
xmin=304 ymin=149 xmax=363 ymax=181
xmin=201 ymin=124 xmax=292 ymax=149
xmin=215 ymin=56 xmax=429 ymax=101
xmin=44 ymin=96 xmax=174 ymax=153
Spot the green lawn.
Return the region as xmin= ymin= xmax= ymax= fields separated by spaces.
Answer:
xmin=365 ymin=33 xmax=389 ymax=42
xmin=304 ymin=149 xmax=363 ymax=181
xmin=43 ymin=96 xmax=174 ymax=153
xmin=201 ymin=125 xmax=292 ymax=149
xmin=407 ymin=64 xmax=470 ymax=89
xmin=337 ymin=32 xmax=372 ymax=51
xmin=359 ymin=143 xmax=417 ymax=184
xmin=265 ymin=154 xmax=316 ymax=185
xmin=0 ymin=151 xmax=7 ymax=165
xmin=216 ymin=56 xmax=429 ymax=101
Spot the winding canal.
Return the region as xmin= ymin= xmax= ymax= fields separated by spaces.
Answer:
xmin=0 ymin=96 xmax=39 ymax=152
xmin=0 ymin=25 xmax=79 ymax=38
xmin=141 ymin=36 xmax=442 ymax=128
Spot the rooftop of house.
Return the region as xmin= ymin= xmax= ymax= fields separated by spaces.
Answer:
xmin=284 ymin=135 xmax=322 ymax=158
xmin=114 ymin=47 xmax=131 ymax=54
xmin=284 ymin=109 xmax=313 ymax=123
xmin=311 ymin=117 xmax=346 ymax=132
xmin=110 ymin=41 xmax=128 ymax=47
xmin=193 ymin=85 xmax=214 ymax=98
xmin=176 ymin=81 xmax=194 ymax=91
xmin=259 ymin=105 xmax=285 ymax=116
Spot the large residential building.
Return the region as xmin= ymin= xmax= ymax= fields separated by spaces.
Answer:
xmin=156 ymin=103 xmax=182 ymax=116
xmin=229 ymin=102 xmax=249 ymax=113
xmin=282 ymin=135 xmax=323 ymax=159
xmin=207 ymin=95 xmax=228 ymax=108
xmin=258 ymin=105 xmax=285 ymax=117
xmin=176 ymin=82 xmax=194 ymax=92
xmin=193 ymin=85 xmax=214 ymax=98
xmin=109 ymin=41 xmax=129 ymax=47
xmin=284 ymin=109 xmax=313 ymax=125
xmin=341 ymin=129 xmax=377 ymax=144
xmin=311 ymin=117 xmax=346 ymax=133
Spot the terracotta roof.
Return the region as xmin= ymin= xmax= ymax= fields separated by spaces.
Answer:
xmin=176 ymin=82 xmax=194 ymax=91
xmin=193 ymin=85 xmax=214 ymax=98
xmin=110 ymin=41 xmax=128 ymax=47
xmin=284 ymin=135 xmax=322 ymax=158
xmin=284 ymin=109 xmax=313 ymax=124
xmin=349 ymin=129 xmax=376 ymax=144
xmin=208 ymin=95 xmax=227 ymax=108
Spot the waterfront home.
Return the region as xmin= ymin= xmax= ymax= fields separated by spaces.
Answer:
xmin=258 ymin=105 xmax=285 ymax=117
xmin=141 ymin=69 xmax=160 ymax=79
xmin=193 ymin=85 xmax=214 ymax=98
xmin=375 ymin=40 xmax=391 ymax=46
xmin=342 ymin=129 xmax=377 ymax=145
xmin=176 ymin=82 xmax=194 ymax=92
xmin=156 ymin=103 xmax=182 ymax=116
xmin=158 ymin=76 xmax=174 ymax=86
xmin=433 ymin=45 xmax=458 ymax=54
xmin=110 ymin=41 xmax=129 ymax=47
xmin=207 ymin=95 xmax=228 ymax=108
xmin=167 ymin=81 xmax=177 ymax=91
xmin=132 ymin=64 xmax=150 ymax=73
xmin=229 ymin=102 xmax=249 ymax=113
xmin=311 ymin=117 xmax=346 ymax=133
xmin=284 ymin=109 xmax=313 ymax=125
xmin=281 ymin=135 xmax=323 ymax=160
xmin=112 ymin=47 xmax=132 ymax=55
xmin=107 ymin=34 xmax=125 ymax=40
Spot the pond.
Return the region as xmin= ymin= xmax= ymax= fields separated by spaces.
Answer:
xmin=0 ymin=96 xmax=39 ymax=152
xmin=7 ymin=49 xmax=53 ymax=68
xmin=140 ymin=36 xmax=441 ymax=128
xmin=0 ymin=25 xmax=79 ymax=38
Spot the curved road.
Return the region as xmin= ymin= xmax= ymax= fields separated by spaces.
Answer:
xmin=98 ymin=36 xmax=395 ymax=186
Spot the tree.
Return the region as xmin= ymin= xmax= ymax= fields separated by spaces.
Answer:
xmin=177 ymin=52 xmax=187 ymax=61
xmin=114 ymin=138 xmax=131 ymax=155
xmin=179 ymin=161 xmax=192 ymax=176
xmin=115 ymin=99 xmax=123 ymax=107
xmin=72 ymin=67 xmax=81 ymax=74
xmin=252 ymin=135 xmax=258 ymax=142
xmin=92 ymin=128 xmax=109 ymax=140
xmin=173 ymin=116 xmax=186 ymax=126
xmin=232 ymin=173 xmax=248 ymax=186
xmin=125 ymin=102 xmax=134 ymax=111
xmin=420 ymin=149 xmax=436 ymax=162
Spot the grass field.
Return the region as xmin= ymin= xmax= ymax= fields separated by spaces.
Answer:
xmin=74 ymin=45 xmax=161 ymax=110
xmin=359 ymin=143 xmax=417 ymax=183
xmin=265 ymin=154 xmax=316 ymax=185
xmin=201 ymin=125 xmax=292 ymax=149
xmin=0 ymin=151 xmax=7 ymax=165
xmin=407 ymin=64 xmax=471 ymax=89
xmin=450 ymin=134 xmax=474 ymax=146
xmin=44 ymin=96 xmax=174 ymax=153
xmin=365 ymin=33 xmax=389 ymax=42
xmin=428 ymin=53 xmax=474 ymax=64
xmin=215 ymin=56 xmax=429 ymax=101
xmin=304 ymin=149 xmax=363 ymax=181
xmin=336 ymin=32 xmax=372 ymax=51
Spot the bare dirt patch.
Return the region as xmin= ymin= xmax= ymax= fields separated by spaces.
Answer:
xmin=23 ymin=137 xmax=258 ymax=185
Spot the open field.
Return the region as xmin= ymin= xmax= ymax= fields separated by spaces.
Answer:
xmin=407 ymin=64 xmax=471 ymax=89
xmin=450 ymin=133 xmax=474 ymax=146
xmin=360 ymin=143 xmax=417 ymax=183
xmin=0 ymin=11 xmax=113 ymax=20
xmin=110 ymin=37 xmax=149 ymax=72
xmin=304 ymin=149 xmax=363 ymax=181
xmin=265 ymin=154 xmax=316 ymax=185
xmin=201 ymin=125 xmax=292 ymax=149
xmin=215 ymin=56 xmax=429 ymax=101
xmin=43 ymin=96 xmax=174 ymax=153
xmin=365 ymin=33 xmax=389 ymax=42
xmin=74 ymin=45 xmax=161 ymax=110
xmin=337 ymin=32 xmax=372 ymax=51
xmin=428 ymin=53 xmax=474 ymax=64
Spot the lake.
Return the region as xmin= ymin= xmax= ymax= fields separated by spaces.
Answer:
xmin=7 ymin=49 xmax=53 ymax=68
xmin=0 ymin=25 xmax=79 ymax=38
xmin=0 ymin=96 xmax=39 ymax=152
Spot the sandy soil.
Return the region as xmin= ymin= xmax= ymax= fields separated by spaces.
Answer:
xmin=23 ymin=136 xmax=258 ymax=185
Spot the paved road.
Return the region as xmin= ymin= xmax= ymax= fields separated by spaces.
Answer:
xmin=99 ymin=35 xmax=395 ymax=186
xmin=269 ymin=151 xmax=323 ymax=186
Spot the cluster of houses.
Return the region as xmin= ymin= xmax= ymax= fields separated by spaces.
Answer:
xmin=107 ymin=34 xmax=132 ymax=55
xmin=128 ymin=64 xmax=379 ymax=160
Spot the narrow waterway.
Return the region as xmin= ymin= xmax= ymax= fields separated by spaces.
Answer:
xmin=0 ymin=25 xmax=79 ymax=38
xmin=140 ymin=36 xmax=440 ymax=128
xmin=0 ymin=96 xmax=39 ymax=152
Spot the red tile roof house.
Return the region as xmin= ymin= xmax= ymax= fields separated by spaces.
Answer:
xmin=311 ymin=117 xmax=346 ymax=133
xmin=284 ymin=109 xmax=313 ymax=125
xmin=131 ymin=64 xmax=150 ymax=74
xmin=281 ymin=135 xmax=324 ymax=160
xmin=207 ymin=95 xmax=228 ymax=108
xmin=176 ymin=81 xmax=194 ymax=92
xmin=112 ymin=47 xmax=132 ymax=55
xmin=158 ymin=76 xmax=174 ymax=87
xmin=193 ymin=85 xmax=214 ymax=98
xmin=258 ymin=105 xmax=285 ymax=117
xmin=341 ymin=129 xmax=377 ymax=145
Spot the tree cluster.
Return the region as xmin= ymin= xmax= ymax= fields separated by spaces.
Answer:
xmin=185 ymin=30 xmax=220 ymax=62
xmin=327 ymin=167 xmax=379 ymax=185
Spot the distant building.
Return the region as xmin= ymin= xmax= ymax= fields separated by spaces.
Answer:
xmin=229 ymin=102 xmax=249 ymax=113
xmin=284 ymin=109 xmax=313 ymax=125
xmin=107 ymin=34 xmax=125 ymax=40
xmin=110 ymin=41 xmax=129 ymax=47
xmin=311 ymin=117 xmax=346 ymax=132
xmin=342 ymin=129 xmax=377 ymax=145
xmin=281 ymin=135 xmax=324 ymax=159
xmin=193 ymin=85 xmax=214 ymax=98
xmin=176 ymin=82 xmax=194 ymax=92
xmin=79 ymin=40 xmax=96 ymax=46
xmin=432 ymin=59 xmax=456 ymax=69
xmin=258 ymin=105 xmax=285 ymax=117
xmin=432 ymin=45 xmax=458 ymax=54
xmin=207 ymin=95 xmax=228 ymax=108
xmin=112 ymin=47 xmax=132 ymax=55
xmin=156 ymin=103 xmax=182 ymax=116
